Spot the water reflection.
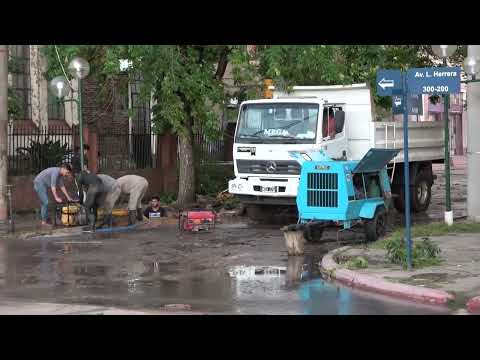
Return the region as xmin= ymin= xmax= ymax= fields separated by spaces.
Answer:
xmin=298 ymin=279 xmax=352 ymax=315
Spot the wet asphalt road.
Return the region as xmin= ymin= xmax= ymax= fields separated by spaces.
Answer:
xmin=0 ymin=224 xmax=448 ymax=315
xmin=0 ymin=166 xmax=463 ymax=314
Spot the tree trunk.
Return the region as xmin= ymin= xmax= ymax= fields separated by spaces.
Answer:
xmin=215 ymin=46 xmax=230 ymax=81
xmin=176 ymin=129 xmax=196 ymax=207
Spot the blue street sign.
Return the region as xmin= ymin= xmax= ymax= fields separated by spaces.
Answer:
xmin=406 ymin=66 xmax=461 ymax=95
xmin=392 ymin=95 xmax=403 ymax=114
xmin=376 ymin=69 xmax=403 ymax=96
xmin=408 ymin=94 xmax=423 ymax=115
xmin=392 ymin=94 xmax=423 ymax=115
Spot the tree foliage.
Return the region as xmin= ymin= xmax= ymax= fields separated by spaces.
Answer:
xmin=248 ymin=45 xmax=446 ymax=109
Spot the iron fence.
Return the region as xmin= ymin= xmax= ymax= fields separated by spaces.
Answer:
xmin=7 ymin=125 xmax=229 ymax=175
xmin=97 ymin=128 xmax=158 ymax=170
xmin=194 ymin=132 xmax=226 ymax=163
xmin=7 ymin=124 xmax=79 ymax=176
xmin=98 ymin=128 xmax=227 ymax=170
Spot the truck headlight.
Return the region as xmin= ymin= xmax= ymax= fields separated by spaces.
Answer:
xmin=238 ymin=184 xmax=243 ymax=191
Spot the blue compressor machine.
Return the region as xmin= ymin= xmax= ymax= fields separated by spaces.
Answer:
xmin=286 ymin=148 xmax=400 ymax=243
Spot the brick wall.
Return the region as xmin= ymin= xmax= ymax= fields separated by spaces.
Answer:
xmin=82 ymin=77 xmax=130 ymax=172
xmin=9 ymin=175 xmax=79 ymax=213
xmin=82 ymin=77 xmax=129 ymax=132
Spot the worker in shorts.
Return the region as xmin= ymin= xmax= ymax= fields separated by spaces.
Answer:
xmin=96 ymin=174 xmax=121 ymax=228
xmin=116 ymin=175 xmax=149 ymax=225
xmin=76 ymin=171 xmax=107 ymax=231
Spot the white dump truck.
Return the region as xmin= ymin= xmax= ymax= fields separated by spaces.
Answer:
xmin=228 ymin=84 xmax=444 ymax=219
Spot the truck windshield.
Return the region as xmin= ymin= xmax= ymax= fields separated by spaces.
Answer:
xmin=235 ymin=103 xmax=319 ymax=144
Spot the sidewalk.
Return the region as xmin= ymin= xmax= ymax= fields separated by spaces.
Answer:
xmin=321 ymin=233 xmax=480 ymax=313
xmin=0 ymin=300 xmax=199 ymax=315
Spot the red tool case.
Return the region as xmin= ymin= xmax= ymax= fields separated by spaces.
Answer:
xmin=178 ymin=209 xmax=216 ymax=232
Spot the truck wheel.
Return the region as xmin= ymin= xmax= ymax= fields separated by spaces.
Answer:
xmin=364 ymin=207 xmax=386 ymax=242
xmin=412 ymin=170 xmax=432 ymax=212
xmin=393 ymin=170 xmax=432 ymax=213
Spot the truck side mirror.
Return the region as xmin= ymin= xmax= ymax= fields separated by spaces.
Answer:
xmin=335 ymin=110 xmax=345 ymax=134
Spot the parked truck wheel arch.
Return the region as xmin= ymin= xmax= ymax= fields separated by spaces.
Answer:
xmin=390 ymin=161 xmax=434 ymax=213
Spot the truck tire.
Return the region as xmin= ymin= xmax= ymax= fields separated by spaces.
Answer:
xmin=393 ymin=169 xmax=432 ymax=213
xmin=412 ymin=169 xmax=432 ymax=212
xmin=364 ymin=206 xmax=386 ymax=242
xmin=303 ymin=223 xmax=324 ymax=242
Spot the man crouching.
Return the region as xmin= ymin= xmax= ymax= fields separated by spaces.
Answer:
xmin=116 ymin=175 xmax=149 ymax=225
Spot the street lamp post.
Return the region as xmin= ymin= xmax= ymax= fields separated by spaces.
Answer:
xmin=50 ymin=57 xmax=90 ymax=172
xmin=432 ymin=45 xmax=457 ymax=226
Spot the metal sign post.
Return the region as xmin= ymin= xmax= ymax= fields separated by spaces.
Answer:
xmin=377 ymin=69 xmax=412 ymax=270
xmin=402 ymin=74 xmax=413 ymax=270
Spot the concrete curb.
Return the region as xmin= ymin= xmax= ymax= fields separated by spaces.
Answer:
xmin=320 ymin=247 xmax=454 ymax=306
xmin=466 ymin=296 xmax=480 ymax=313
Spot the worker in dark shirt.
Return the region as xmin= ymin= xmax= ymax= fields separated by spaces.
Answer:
xmin=76 ymin=171 xmax=106 ymax=231
xmin=71 ymin=144 xmax=89 ymax=173
xmin=143 ymin=196 xmax=166 ymax=219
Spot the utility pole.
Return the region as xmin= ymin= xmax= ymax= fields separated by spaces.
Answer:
xmin=467 ymin=45 xmax=480 ymax=222
xmin=0 ymin=45 xmax=8 ymax=230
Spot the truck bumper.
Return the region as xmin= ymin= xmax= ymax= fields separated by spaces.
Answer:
xmin=228 ymin=177 xmax=298 ymax=205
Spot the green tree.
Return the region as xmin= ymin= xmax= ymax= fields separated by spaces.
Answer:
xmin=43 ymin=45 xmax=237 ymax=206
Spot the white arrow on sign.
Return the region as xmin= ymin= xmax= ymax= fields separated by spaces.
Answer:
xmin=378 ymin=78 xmax=395 ymax=90
xmin=394 ymin=98 xmax=402 ymax=107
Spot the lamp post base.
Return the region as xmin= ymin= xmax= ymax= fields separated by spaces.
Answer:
xmin=444 ymin=211 xmax=453 ymax=226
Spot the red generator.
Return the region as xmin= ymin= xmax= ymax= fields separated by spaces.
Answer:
xmin=179 ymin=209 xmax=216 ymax=232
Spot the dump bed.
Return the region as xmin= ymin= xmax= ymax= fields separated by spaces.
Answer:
xmin=272 ymin=84 xmax=445 ymax=164
xmin=372 ymin=120 xmax=444 ymax=163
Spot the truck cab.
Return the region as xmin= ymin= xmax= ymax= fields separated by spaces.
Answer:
xmin=229 ymin=98 xmax=345 ymax=203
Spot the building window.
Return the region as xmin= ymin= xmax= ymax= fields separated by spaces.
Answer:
xmin=8 ymin=45 xmax=31 ymax=120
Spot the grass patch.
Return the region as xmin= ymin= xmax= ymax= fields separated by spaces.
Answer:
xmin=337 ymin=255 xmax=369 ymax=270
xmin=345 ymin=256 xmax=369 ymax=270
xmin=370 ymin=222 xmax=480 ymax=250
xmin=365 ymin=221 xmax=480 ymax=269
